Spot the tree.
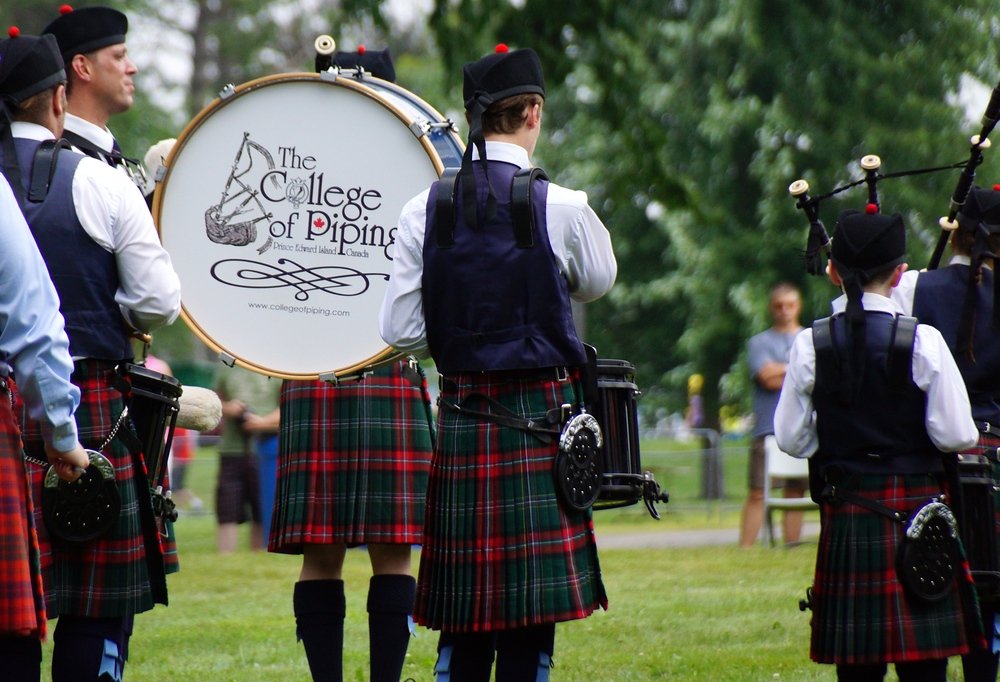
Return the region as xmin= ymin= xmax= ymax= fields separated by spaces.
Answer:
xmin=429 ymin=0 xmax=1000 ymax=428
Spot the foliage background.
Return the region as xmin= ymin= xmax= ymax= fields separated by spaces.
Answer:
xmin=8 ymin=0 xmax=1000 ymax=425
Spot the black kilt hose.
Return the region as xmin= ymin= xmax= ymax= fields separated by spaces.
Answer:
xmin=811 ymin=471 xmax=984 ymax=664
xmin=268 ymin=360 xmax=435 ymax=552
xmin=16 ymin=360 xmax=174 ymax=618
xmin=415 ymin=369 xmax=608 ymax=633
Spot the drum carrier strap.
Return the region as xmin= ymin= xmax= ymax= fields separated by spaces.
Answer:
xmin=28 ymin=138 xmax=72 ymax=202
xmin=809 ymin=313 xmax=916 ymax=500
xmin=813 ymin=313 xmax=917 ymax=392
xmin=434 ymin=167 xmax=460 ymax=248
xmin=433 ymin=166 xmax=549 ymax=249
xmin=510 ymin=167 xmax=548 ymax=248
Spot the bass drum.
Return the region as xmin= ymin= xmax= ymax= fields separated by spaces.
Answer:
xmin=153 ymin=72 xmax=463 ymax=379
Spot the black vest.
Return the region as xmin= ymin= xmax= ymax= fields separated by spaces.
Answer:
xmin=812 ymin=311 xmax=941 ymax=474
xmin=913 ymin=266 xmax=1000 ymax=424
xmin=1 ymin=138 xmax=133 ymax=361
xmin=422 ymin=160 xmax=585 ymax=373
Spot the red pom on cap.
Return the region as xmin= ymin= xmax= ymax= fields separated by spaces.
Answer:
xmin=357 ymin=44 xmax=366 ymax=54
xmin=59 ymin=4 xmax=73 ymax=14
xmin=7 ymin=26 xmax=20 ymax=38
xmin=495 ymin=43 xmax=509 ymax=53
xmin=865 ymin=203 xmax=879 ymax=214
xmin=993 ymin=183 xmax=1000 ymax=192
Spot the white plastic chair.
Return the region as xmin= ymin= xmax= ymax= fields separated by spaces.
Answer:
xmin=762 ymin=435 xmax=817 ymax=546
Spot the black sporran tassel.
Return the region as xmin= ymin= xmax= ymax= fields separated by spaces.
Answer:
xmin=804 ymin=218 xmax=831 ymax=276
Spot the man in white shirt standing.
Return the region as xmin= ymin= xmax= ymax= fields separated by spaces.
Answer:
xmin=0 ymin=29 xmax=180 ymax=682
xmin=42 ymin=5 xmax=147 ymax=191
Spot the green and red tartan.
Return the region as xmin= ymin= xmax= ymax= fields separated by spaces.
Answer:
xmin=15 ymin=361 xmax=171 ymax=618
xmin=268 ymin=361 xmax=435 ymax=553
xmin=415 ymin=368 xmax=608 ymax=633
xmin=0 ymin=382 xmax=46 ymax=638
xmin=811 ymin=471 xmax=984 ymax=665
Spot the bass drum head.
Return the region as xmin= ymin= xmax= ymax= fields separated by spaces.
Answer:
xmin=154 ymin=72 xmax=463 ymax=379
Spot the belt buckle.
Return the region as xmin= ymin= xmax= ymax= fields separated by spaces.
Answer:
xmin=554 ymin=366 xmax=569 ymax=382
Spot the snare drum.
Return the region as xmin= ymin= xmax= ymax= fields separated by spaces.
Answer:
xmin=153 ymin=72 xmax=463 ymax=379
xmin=592 ymin=359 xmax=668 ymax=515
xmin=954 ymin=453 xmax=1000 ymax=600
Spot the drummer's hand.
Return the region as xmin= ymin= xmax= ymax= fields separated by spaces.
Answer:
xmin=44 ymin=442 xmax=90 ymax=482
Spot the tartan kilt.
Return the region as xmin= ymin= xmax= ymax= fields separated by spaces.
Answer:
xmin=0 ymin=381 xmax=46 ymax=638
xmin=415 ymin=368 xmax=608 ymax=633
xmin=268 ymin=360 xmax=434 ymax=553
xmin=15 ymin=361 xmax=169 ymax=618
xmin=810 ymin=471 xmax=983 ymax=664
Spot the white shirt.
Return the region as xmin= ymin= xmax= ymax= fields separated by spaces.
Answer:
xmin=12 ymin=122 xmax=181 ymax=334
xmin=774 ymin=291 xmax=978 ymax=458
xmin=891 ymin=257 xmax=971 ymax=315
xmin=379 ymin=140 xmax=618 ymax=356
xmin=63 ymin=113 xmax=117 ymax=157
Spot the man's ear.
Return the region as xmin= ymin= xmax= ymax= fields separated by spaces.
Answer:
xmin=826 ymin=261 xmax=843 ymax=287
xmin=52 ymin=84 xmax=66 ymax=117
xmin=526 ymin=102 xmax=541 ymax=129
xmin=70 ymin=53 xmax=93 ymax=83
xmin=889 ymin=262 xmax=908 ymax=288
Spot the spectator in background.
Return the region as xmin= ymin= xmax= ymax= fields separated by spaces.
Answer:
xmin=739 ymin=282 xmax=808 ymax=547
xmin=212 ymin=365 xmax=279 ymax=553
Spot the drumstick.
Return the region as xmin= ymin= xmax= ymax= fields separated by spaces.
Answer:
xmin=176 ymin=386 xmax=223 ymax=431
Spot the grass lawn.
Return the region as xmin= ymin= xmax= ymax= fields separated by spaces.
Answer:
xmin=35 ymin=438 xmax=967 ymax=680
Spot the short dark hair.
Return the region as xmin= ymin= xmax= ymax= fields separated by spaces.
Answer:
xmin=466 ymin=93 xmax=543 ymax=136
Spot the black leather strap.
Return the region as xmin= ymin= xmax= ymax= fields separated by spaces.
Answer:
xmin=888 ymin=315 xmax=917 ymax=392
xmin=28 ymin=138 xmax=71 ymax=202
xmin=510 ymin=167 xmax=548 ymax=248
xmin=812 ymin=316 xmax=837 ymax=388
xmin=438 ymin=392 xmax=563 ymax=443
xmin=433 ymin=167 xmax=460 ymax=248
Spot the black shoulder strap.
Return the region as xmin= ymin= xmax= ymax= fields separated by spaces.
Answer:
xmin=812 ymin=316 xmax=837 ymax=389
xmin=888 ymin=315 xmax=917 ymax=392
xmin=433 ymin=167 xmax=460 ymax=248
xmin=61 ymin=129 xmax=109 ymax=164
xmin=510 ymin=167 xmax=548 ymax=248
xmin=28 ymin=138 xmax=71 ymax=203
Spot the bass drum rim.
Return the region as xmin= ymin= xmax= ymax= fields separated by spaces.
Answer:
xmin=152 ymin=71 xmax=463 ymax=380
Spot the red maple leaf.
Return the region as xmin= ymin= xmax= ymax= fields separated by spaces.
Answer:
xmin=313 ymin=218 xmax=325 ymax=228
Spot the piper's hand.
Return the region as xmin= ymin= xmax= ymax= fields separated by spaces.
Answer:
xmin=44 ymin=442 xmax=90 ymax=482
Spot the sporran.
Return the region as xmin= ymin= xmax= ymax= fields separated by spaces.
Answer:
xmin=42 ymin=449 xmax=120 ymax=544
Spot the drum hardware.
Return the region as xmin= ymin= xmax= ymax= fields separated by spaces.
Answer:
xmin=120 ymin=362 xmax=183 ymax=529
xmin=953 ymin=453 xmax=1000 ymax=601
xmin=589 ymin=356 xmax=669 ymax=519
xmin=798 ymin=586 xmax=813 ymax=612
